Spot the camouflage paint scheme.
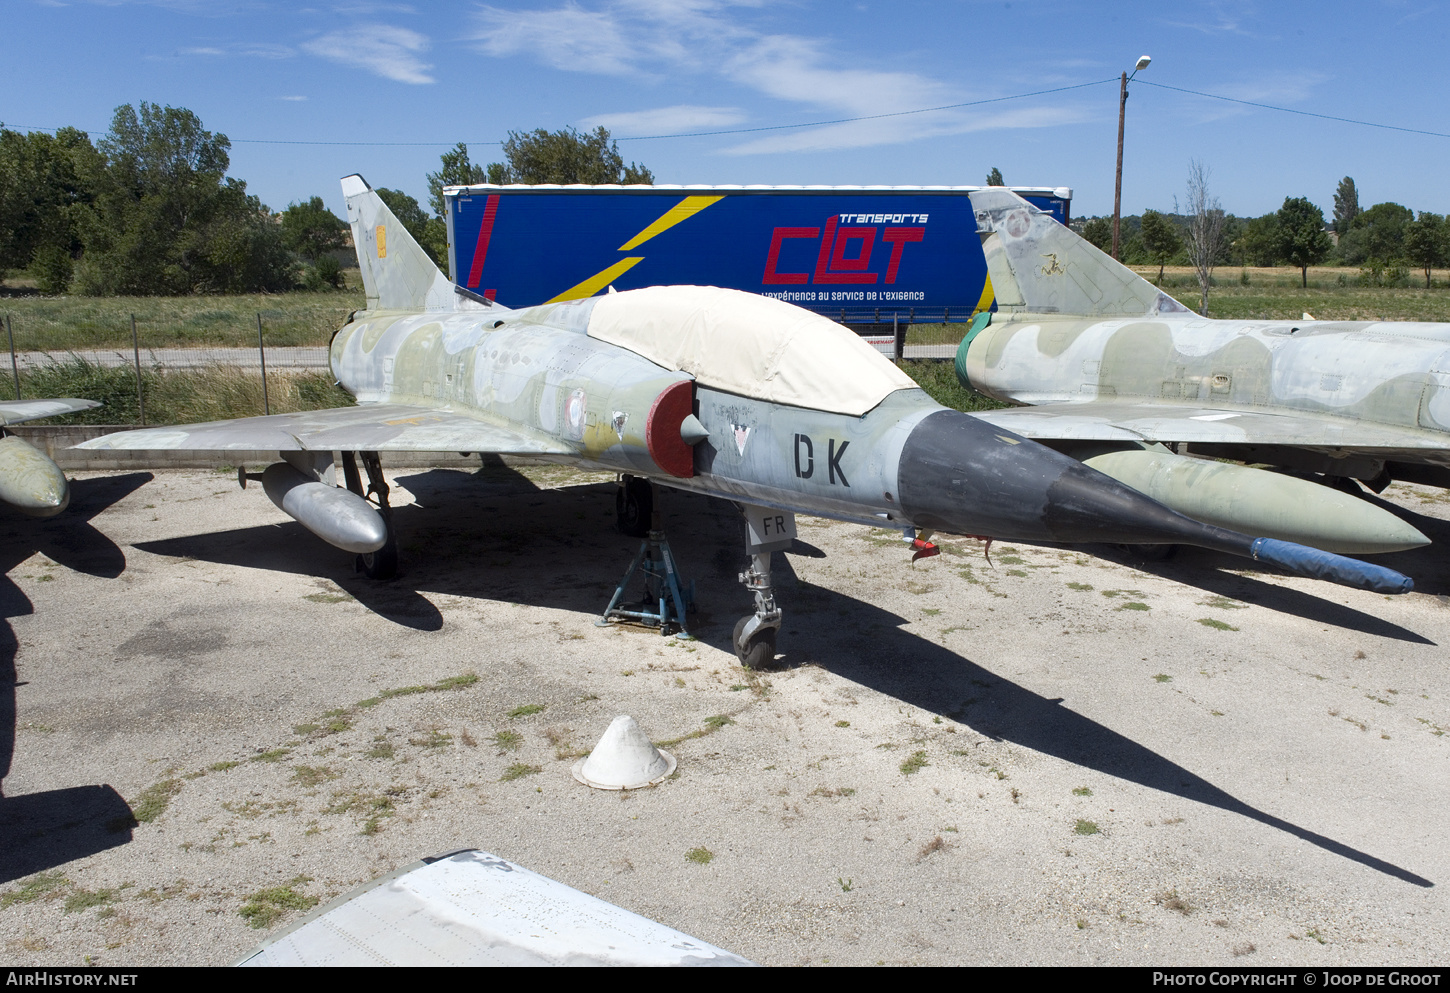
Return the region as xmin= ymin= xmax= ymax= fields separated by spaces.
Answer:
xmin=962 ymin=188 xmax=1450 ymax=480
xmin=79 ymin=178 xmax=1414 ymax=608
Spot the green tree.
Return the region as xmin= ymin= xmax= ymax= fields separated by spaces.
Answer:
xmin=1236 ymin=213 xmax=1281 ymax=267
xmin=1275 ymin=196 xmax=1332 ymax=288
xmin=1139 ymin=209 xmax=1183 ymax=284
xmin=280 ymin=196 xmax=347 ymax=289
xmin=376 ymin=187 xmax=447 ymax=269
xmin=0 ymin=126 xmax=101 ymax=291
xmin=985 ymin=166 xmax=1004 ymax=186
xmin=75 ymin=103 xmax=294 ymax=294
xmin=1405 ymin=212 xmax=1449 ymax=288
xmin=488 ymin=126 xmax=652 ymax=185
xmin=1333 ymin=177 xmax=1360 ymax=234
xmin=1338 ymin=201 xmax=1412 ymax=266
xmin=426 ymin=142 xmax=488 ymax=218
xmin=1079 ymin=217 xmax=1112 ymax=252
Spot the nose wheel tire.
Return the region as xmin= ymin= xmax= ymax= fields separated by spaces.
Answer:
xmin=733 ymin=616 xmax=778 ymax=669
xmin=616 ymin=476 xmax=654 ymax=538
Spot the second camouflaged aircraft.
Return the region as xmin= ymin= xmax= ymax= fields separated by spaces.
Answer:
xmin=80 ymin=177 xmax=1411 ymax=665
xmin=958 ymin=188 xmax=1444 ymax=556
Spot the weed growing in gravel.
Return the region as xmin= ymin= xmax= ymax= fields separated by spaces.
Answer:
xmin=507 ymin=704 xmax=546 ymax=718
xmin=238 ymin=877 xmax=318 ymax=930
xmin=500 ymin=764 xmax=541 ymax=782
xmin=900 ymin=751 xmax=929 ymax=775
xmin=1153 ymin=674 xmax=1173 ymax=683
xmin=409 ymin=730 xmax=452 ymax=749
xmin=364 ymin=740 xmax=394 ymax=760
xmin=130 ymin=779 xmax=182 ymax=824
xmin=918 ymin=836 xmax=946 ymax=859
xmin=1072 ymin=787 xmax=1093 ymax=796
xmin=290 ymin=766 xmax=338 ymax=787
xmin=1074 ymin=820 xmax=1100 ymax=836
xmin=1197 ymin=618 xmax=1239 ymax=631
xmin=656 ymin=715 xmax=735 ymax=749
xmin=685 ymin=847 xmax=714 ymax=864
xmin=1 ymin=873 xmax=68 ymax=910
xmin=493 ymin=730 xmax=522 ymax=752
xmin=251 ymin=749 xmax=290 ymax=763
xmin=63 ymin=888 xmax=117 ymax=914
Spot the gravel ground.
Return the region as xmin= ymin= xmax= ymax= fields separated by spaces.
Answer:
xmin=1 ymin=462 xmax=1448 ymax=967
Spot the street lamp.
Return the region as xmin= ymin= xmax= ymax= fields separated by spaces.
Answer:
xmin=1111 ymin=54 xmax=1151 ymax=261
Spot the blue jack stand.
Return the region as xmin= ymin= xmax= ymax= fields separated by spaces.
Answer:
xmin=597 ymin=529 xmax=696 ymax=639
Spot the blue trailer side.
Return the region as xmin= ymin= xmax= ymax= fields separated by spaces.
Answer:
xmin=444 ymin=185 xmax=1070 ymax=323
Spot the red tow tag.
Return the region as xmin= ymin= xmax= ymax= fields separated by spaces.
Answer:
xmin=910 ymin=537 xmax=940 ymax=562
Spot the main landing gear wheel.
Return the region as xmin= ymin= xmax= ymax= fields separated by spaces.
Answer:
xmin=733 ymin=616 xmax=777 ymax=669
xmin=616 ymin=475 xmax=653 ymax=538
xmin=357 ymin=530 xmax=398 ymax=580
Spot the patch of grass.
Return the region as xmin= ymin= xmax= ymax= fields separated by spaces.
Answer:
xmin=899 ymin=750 xmax=929 ymax=775
xmin=238 ymin=877 xmax=319 ymax=930
xmin=1199 ymin=595 xmax=1248 ymax=610
xmin=356 ymin=672 xmax=479 ymax=709
xmin=493 ymin=730 xmax=523 ymax=752
xmin=1066 ymin=582 xmax=1093 ymax=591
xmin=130 ymin=779 xmax=182 ymax=824
xmin=207 ymin=761 xmax=239 ymax=773
xmin=507 ymin=703 xmax=546 ymax=718
xmin=1074 ymin=819 xmax=1100 ymax=836
xmin=364 ymin=740 xmax=394 ymax=760
xmin=409 ymin=729 xmax=453 ymax=749
xmin=1072 ymin=786 xmax=1093 ymax=796
xmin=63 ymin=888 xmax=117 ymax=914
xmin=1 ymin=872 xmax=69 ymax=910
xmin=1119 ymin=602 xmax=1150 ymax=611
xmin=835 ymin=720 xmax=850 ymax=728
xmin=656 ymin=714 xmax=737 ymax=749
xmin=290 ymin=765 xmax=338 ymax=787
xmin=500 ymin=763 xmax=541 ymax=782
xmin=303 ymin=592 xmax=352 ymax=604
xmin=685 ymin=847 xmax=714 ymax=865
xmin=1153 ymin=673 xmax=1173 ymax=683
xmin=1197 ymin=618 xmax=1239 ymax=631
xmin=251 ymin=749 xmax=290 ymax=763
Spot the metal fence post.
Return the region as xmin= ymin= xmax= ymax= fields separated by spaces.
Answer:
xmin=131 ymin=313 xmax=145 ymax=426
xmin=6 ymin=315 xmax=18 ymax=401
xmin=257 ymin=313 xmax=270 ymax=416
xmin=893 ymin=312 xmax=903 ymax=364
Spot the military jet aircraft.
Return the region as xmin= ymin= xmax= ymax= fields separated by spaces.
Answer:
xmin=79 ymin=177 xmax=1410 ymax=666
xmin=957 ymin=188 xmax=1445 ymax=556
xmin=0 ymin=399 xmax=99 ymax=516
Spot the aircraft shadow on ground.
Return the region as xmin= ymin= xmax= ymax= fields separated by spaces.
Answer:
xmin=2 ymin=474 xmax=152 ymax=816
xmin=0 ymin=785 xmax=135 ymax=884
xmin=126 ymin=467 xmax=1434 ymax=887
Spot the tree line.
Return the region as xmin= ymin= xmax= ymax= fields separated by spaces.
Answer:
xmin=0 ymin=103 xmax=653 ymax=297
xmin=1078 ymin=176 xmax=1450 ymax=289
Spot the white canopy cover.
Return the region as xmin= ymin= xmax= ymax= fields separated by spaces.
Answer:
xmin=587 ymin=285 xmax=918 ymax=416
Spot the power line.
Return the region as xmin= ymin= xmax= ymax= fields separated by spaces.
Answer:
xmin=1135 ymin=79 xmax=1450 ymax=140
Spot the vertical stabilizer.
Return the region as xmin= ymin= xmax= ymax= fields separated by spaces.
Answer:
xmin=341 ymin=174 xmax=469 ymax=313
xmin=970 ymin=188 xmax=1191 ymax=318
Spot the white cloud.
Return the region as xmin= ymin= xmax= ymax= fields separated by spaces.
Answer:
xmin=581 ymin=105 xmax=746 ymax=134
xmin=724 ymin=104 xmax=1091 ymax=155
xmin=302 ymin=22 xmax=433 ymax=84
xmin=279 ymin=95 xmax=308 ymax=101
xmin=469 ymin=2 xmax=1054 ymax=153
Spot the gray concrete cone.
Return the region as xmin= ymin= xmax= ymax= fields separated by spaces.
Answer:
xmin=572 ymin=715 xmax=677 ymax=790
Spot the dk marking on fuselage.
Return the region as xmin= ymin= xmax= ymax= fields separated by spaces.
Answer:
xmin=80 ymin=176 xmax=1412 ymax=666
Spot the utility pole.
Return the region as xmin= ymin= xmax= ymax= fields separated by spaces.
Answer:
xmin=1112 ymin=56 xmax=1151 ymax=261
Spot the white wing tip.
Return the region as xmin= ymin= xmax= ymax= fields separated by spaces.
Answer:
xmin=340 ymin=174 xmax=371 ymax=199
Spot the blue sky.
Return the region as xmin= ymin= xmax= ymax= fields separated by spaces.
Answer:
xmin=5 ymin=0 xmax=1448 ymax=222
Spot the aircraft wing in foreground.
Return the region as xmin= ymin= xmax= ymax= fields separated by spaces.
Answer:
xmin=956 ymin=189 xmax=1448 ymax=556
xmin=81 ymin=176 xmax=1412 ymax=666
xmin=0 ymin=398 xmax=100 ymax=516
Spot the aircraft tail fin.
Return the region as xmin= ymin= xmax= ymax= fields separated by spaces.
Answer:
xmin=341 ymin=174 xmax=487 ymax=313
xmin=971 ymin=188 xmax=1192 ymax=318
